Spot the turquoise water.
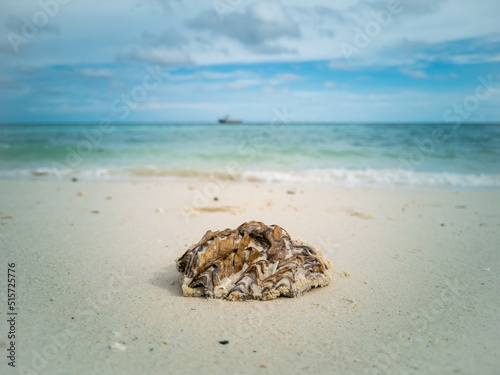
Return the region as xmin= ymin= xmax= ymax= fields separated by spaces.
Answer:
xmin=1 ymin=123 xmax=499 ymax=188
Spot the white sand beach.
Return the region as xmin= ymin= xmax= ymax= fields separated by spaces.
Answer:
xmin=1 ymin=179 xmax=499 ymax=374
xmin=2 ymin=0 xmax=500 ymax=374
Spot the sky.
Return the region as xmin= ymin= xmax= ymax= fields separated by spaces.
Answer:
xmin=0 ymin=0 xmax=499 ymax=123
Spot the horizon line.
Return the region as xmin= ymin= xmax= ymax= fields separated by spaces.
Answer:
xmin=1 ymin=121 xmax=500 ymax=126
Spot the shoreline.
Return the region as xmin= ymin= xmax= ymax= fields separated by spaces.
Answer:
xmin=1 ymin=179 xmax=499 ymax=374
xmin=1 ymin=167 xmax=500 ymax=191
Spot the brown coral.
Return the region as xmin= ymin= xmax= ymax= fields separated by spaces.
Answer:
xmin=175 ymin=221 xmax=333 ymax=301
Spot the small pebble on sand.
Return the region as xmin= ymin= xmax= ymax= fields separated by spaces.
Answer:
xmin=110 ymin=342 xmax=126 ymax=352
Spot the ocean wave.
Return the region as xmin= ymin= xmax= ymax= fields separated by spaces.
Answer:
xmin=242 ymin=169 xmax=500 ymax=188
xmin=1 ymin=166 xmax=499 ymax=189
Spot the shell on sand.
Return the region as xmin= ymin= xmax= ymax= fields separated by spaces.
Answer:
xmin=175 ymin=221 xmax=333 ymax=301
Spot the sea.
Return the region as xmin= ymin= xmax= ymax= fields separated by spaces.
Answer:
xmin=1 ymin=123 xmax=499 ymax=189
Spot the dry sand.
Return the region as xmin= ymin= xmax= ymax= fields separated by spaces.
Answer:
xmin=0 ymin=179 xmax=499 ymax=374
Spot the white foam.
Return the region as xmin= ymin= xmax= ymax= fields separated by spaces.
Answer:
xmin=239 ymin=168 xmax=500 ymax=189
xmin=1 ymin=167 xmax=499 ymax=189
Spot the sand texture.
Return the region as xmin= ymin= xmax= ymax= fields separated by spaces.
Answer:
xmin=0 ymin=180 xmax=499 ymax=374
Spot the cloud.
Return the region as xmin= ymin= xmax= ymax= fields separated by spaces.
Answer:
xmin=0 ymin=37 xmax=15 ymax=55
xmin=141 ymin=29 xmax=188 ymax=47
xmin=330 ymin=31 xmax=500 ymax=72
xmin=187 ymin=2 xmax=300 ymax=51
xmin=219 ymin=72 xmax=303 ymax=90
xmin=122 ymin=27 xmax=192 ymax=66
xmin=2 ymin=0 xmax=500 ymax=122
xmin=128 ymin=47 xmax=192 ymax=66
xmin=393 ymin=0 xmax=448 ymax=15
xmin=77 ymin=68 xmax=115 ymax=79
xmin=329 ymin=60 xmax=356 ymax=71
xmin=312 ymin=5 xmax=346 ymax=22
xmin=146 ymin=0 xmax=186 ymax=11
xmin=16 ymin=64 xmax=38 ymax=74
xmin=251 ymin=43 xmax=297 ymax=55
xmin=353 ymin=0 xmax=447 ymax=16
xmin=391 ymin=34 xmax=500 ymax=66
xmin=433 ymin=35 xmax=500 ymax=65
xmin=34 ymin=87 xmax=68 ymax=96
xmin=225 ymin=78 xmax=262 ymax=90
xmin=169 ymin=70 xmax=258 ymax=81
xmin=275 ymin=73 xmax=303 ymax=82
xmin=399 ymin=67 xmax=428 ymax=79
xmin=4 ymin=15 xmax=60 ymax=35
xmin=201 ymin=70 xmax=255 ymax=80
xmin=262 ymin=85 xmax=291 ymax=95
xmin=0 ymin=14 xmax=61 ymax=54
xmin=0 ymin=76 xmax=21 ymax=90
xmin=292 ymin=5 xmax=345 ymax=23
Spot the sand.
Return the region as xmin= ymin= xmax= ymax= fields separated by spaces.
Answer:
xmin=0 ymin=179 xmax=499 ymax=374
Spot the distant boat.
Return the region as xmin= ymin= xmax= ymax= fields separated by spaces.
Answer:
xmin=218 ymin=115 xmax=242 ymax=124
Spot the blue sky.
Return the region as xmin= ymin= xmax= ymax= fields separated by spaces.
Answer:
xmin=0 ymin=0 xmax=499 ymax=122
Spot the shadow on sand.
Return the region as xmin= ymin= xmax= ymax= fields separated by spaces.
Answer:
xmin=149 ymin=263 xmax=183 ymax=297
